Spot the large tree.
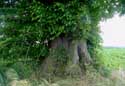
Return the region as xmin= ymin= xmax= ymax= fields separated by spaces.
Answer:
xmin=0 ymin=0 xmax=125 ymax=74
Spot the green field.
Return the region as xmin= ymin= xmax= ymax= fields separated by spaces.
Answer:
xmin=100 ymin=47 xmax=125 ymax=70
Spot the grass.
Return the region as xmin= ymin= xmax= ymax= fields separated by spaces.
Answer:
xmin=99 ymin=47 xmax=125 ymax=70
xmin=2 ymin=47 xmax=125 ymax=86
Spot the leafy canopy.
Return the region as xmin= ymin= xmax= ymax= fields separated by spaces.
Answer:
xmin=0 ymin=0 xmax=125 ymax=64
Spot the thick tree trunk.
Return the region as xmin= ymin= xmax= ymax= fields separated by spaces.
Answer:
xmin=41 ymin=36 xmax=92 ymax=77
xmin=70 ymin=40 xmax=92 ymax=65
xmin=77 ymin=40 xmax=92 ymax=65
xmin=50 ymin=37 xmax=92 ymax=68
xmin=70 ymin=40 xmax=92 ymax=74
xmin=49 ymin=37 xmax=70 ymax=50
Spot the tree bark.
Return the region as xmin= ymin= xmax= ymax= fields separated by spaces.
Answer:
xmin=42 ymin=36 xmax=92 ymax=76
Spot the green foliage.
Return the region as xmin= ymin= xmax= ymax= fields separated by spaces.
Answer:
xmin=0 ymin=0 xmax=125 ymax=65
xmin=0 ymin=72 xmax=5 ymax=86
xmin=0 ymin=0 xmax=92 ymax=63
xmin=11 ymin=62 xmax=36 ymax=79
xmin=5 ymin=68 xmax=19 ymax=82
xmin=47 ymin=47 xmax=70 ymax=76
xmin=29 ymin=1 xmax=91 ymax=39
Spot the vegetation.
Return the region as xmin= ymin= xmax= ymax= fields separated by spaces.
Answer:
xmin=99 ymin=47 xmax=125 ymax=70
xmin=0 ymin=0 xmax=125 ymax=86
xmin=0 ymin=0 xmax=124 ymax=65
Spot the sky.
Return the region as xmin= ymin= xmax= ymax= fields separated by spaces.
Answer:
xmin=100 ymin=14 xmax=125 ymax=47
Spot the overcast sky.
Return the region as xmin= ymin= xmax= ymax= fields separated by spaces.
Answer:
xmin=100 ymin=14 xmax=125 ymax=47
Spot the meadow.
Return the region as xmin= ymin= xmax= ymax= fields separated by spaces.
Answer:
xmin=100 ymin=47 xmax=125 ymax=70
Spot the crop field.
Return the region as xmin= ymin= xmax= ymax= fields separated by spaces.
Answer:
xmin=100 ymin=47 xmax=125 ymax=70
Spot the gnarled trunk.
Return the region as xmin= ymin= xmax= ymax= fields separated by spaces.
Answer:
xmin=41 ymin=36 xmax=92 ymax=77
xmin=50 ymin=37 xmax=92 ymax=69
